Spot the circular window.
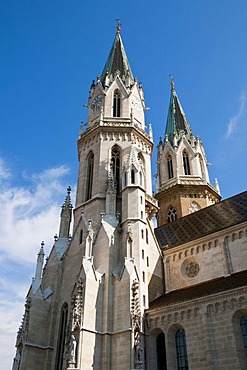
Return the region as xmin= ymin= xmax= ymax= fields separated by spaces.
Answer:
xmin=181 ymin=258 xmax=200 ymax=279
xmin=185 ymin=261 xmax=200 ymax=278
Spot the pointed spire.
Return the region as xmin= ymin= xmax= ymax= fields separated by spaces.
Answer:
xmin=101 ymin=22 xmax=134 ymax=86
xmin=58 ymin=186 xmax=73 ymax=238
xmin=32 ymin=241 xmax=45 ymax=293
xmin=165 ymin=75 xmax=193 ymax=146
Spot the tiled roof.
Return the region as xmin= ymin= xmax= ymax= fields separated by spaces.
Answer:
xmin=101 ymin=30 xmax=133 ymax=85
xmin=148 ymin=270 xmax=247 ymax=310
xmin=155 ymin=191 xmax=247 ymax=248
xmin=165 ymin=87 xmax=193 ymax=145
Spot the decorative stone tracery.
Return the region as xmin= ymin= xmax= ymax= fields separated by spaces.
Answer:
xmin=70 ymin=279 xmax=84 ymax=332
xmin=185 ymin=261 xmax=200 ymax=278
xmin=131 ymin=280 xmax=143 ymax=369
xmin=16 ymin=297 xmax=31 ymax=347
xmin=66 ymin=279 xmax=84 ymax=369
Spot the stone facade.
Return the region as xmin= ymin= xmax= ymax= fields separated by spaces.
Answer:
xmin=12 ymin=27 xmax=247 ymax=370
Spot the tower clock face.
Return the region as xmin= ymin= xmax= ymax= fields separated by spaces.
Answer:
xmin=132 ymin=95 xmax=142 ymax=111
xmin=91 ymin=94 xmax=103 ymax=110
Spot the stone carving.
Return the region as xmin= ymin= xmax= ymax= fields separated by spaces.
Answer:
xmin=68 ymin=334 xmax=77 ymax=368
xmin=185 ymin=261 xmax=200 ymax=278
xmin=131 ymin=280 xmax=143 ymax=368
xmin=12 ymin=349 xmax=21 ymax=370
xmin=105 ymin=161 xmax=117 ymax=194
xmin=71 ymin=280 xmax=83 ymax=331
xmin=16 ymin=297 xmax=31 ymax=347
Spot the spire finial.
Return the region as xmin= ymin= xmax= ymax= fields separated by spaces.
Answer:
xmin=169 ymin=74 xmax=175 ymax=90
xmin=116 ymin=19 xmax=121 ymax=33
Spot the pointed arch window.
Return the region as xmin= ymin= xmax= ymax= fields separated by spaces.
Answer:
xmin=199 ymin=154 xmax=205 ymax=180
xmin=113 ymin=91 xmax=121 ymax=117
xmin=156 ymin=332 xmax=167 ymax=370
xmin=138 ymin=152 xmax=145 ymax=187
xmin=131 ymin=168 xmax=135 ymax=184
xmin=111 ymin=146 xmax=121 ymax=194
xmin=140 ymin=171 xmax=143 ymax=186
xmin=124 ymin=171 xmax=127 ymax=187
xmin=55 ymin=303 xmax=68 ymax=370
xmin=167 ymin=206 xmax=177 ymax=222
xmin=167 ymin=154 xmax=174 ymax=179
xmin=175 ymin=328 xmax=189 ymax=370
xmin=86 ymin=152 xmax=94 ymax=201
xmin=183 ymin=151 xmax=191 ymax=175
xmin=79 ymin=229 xmax=83 ymax=244
xmin=240 ymin=315 xmax=247 ymax=357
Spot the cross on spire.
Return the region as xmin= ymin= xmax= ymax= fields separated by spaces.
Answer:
xmin=169 ymin=74 xmax=175 ymax=90
xmin=116 ymin=19 xmax=121 ymax=33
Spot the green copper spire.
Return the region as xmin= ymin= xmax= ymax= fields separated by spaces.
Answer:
xmin=165 ymin=75 xmax=193 ymax=145
xmin=101 ymin=21 xmax=134 ymax=86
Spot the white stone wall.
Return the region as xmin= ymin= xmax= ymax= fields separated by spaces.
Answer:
xmin=163 ymin=224 xmax=247 ymax=292
xmin=147 ymin=288 xmax=247 ymax=370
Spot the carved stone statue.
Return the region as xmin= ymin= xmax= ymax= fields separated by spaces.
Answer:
xmin=68 ymin=334 xmax=77 ymax=366
xmin=134 ymin=340 xmax=142 ymax=364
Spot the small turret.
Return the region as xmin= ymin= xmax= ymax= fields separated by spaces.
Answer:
xmin=59 ymin=186 xmax=72 ymax=238
xmin=32 ymin=241 xmax=45 ymax=293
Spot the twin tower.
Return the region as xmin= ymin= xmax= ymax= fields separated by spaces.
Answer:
xmin=13 ymin=26 xmax=220 ymax=370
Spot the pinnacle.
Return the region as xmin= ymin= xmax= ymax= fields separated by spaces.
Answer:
xmin=101 ymin=28 xmax=134 ymax=87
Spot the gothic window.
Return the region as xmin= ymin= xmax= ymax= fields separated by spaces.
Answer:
xmin=111 ymin=146 xmax=121 ymax=194
xmin=167 ymin=206 xmax=177 ymax=222
xmin=140 ymin=171 xmax=143 ymax=186
xmin=79 ymin=229 xmax=83 ymax=244
xmin=167 ymin=154 xmax=174 ymax=179
xmin=142 ymin=271 xmax=145 ymax=282
xmin=124 ymin=171 xmax=127 ymax=186
xmin=55 ymin=303 xmax=68 ymax=370
xmin=240 ymin=316 xmax=247 ymax=357
xmin=143 ymin=295 xmax=146 ymax=307
xmin=113 ymin=91 xmax=121 ymax=117
xmin=199 ymin=154 xmax=205 ymax=179
xmin=131 ymin=168 xmax=135 ymax=184
xmin=146 ymin=229 xmax=149 ymax=244
xmin=183 ymin=151 xmax=191 ymax=175
xmin=85 ymin=152 xmax=94 ymax=201
xmin=156 ymin=332 xmax=167 ymax=370
xmin=138 ymin=152 xmax=145 ymax=186
xmin=175 ymin=328 xmax=189 ymax=370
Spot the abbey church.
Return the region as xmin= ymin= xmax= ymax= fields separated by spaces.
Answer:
xmin=13 ymin=25 xmax=247 ymax=370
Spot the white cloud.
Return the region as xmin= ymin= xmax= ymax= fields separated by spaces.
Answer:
xmin=0 ymin=159 xmax=74 ymax=370
xmin=225 ymin=92 xmax=246 ymax=139
xmin=0 ymin=158 xmax=11 ymax=179
xmin=0 ymin=164 xmax=72 ymax=263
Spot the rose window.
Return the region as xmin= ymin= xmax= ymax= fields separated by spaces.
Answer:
xmin=185 ymin=261 xmax=199 ymax=278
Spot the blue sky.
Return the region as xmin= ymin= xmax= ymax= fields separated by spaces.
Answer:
xmin=1 ymin=1 xmax=247 ymax=368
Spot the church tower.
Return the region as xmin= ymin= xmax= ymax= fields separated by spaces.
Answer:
xmin=156 ymin=76 xmax=221 ymax=226
xmin=14 ymin=24 xmax=162 ymax=370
